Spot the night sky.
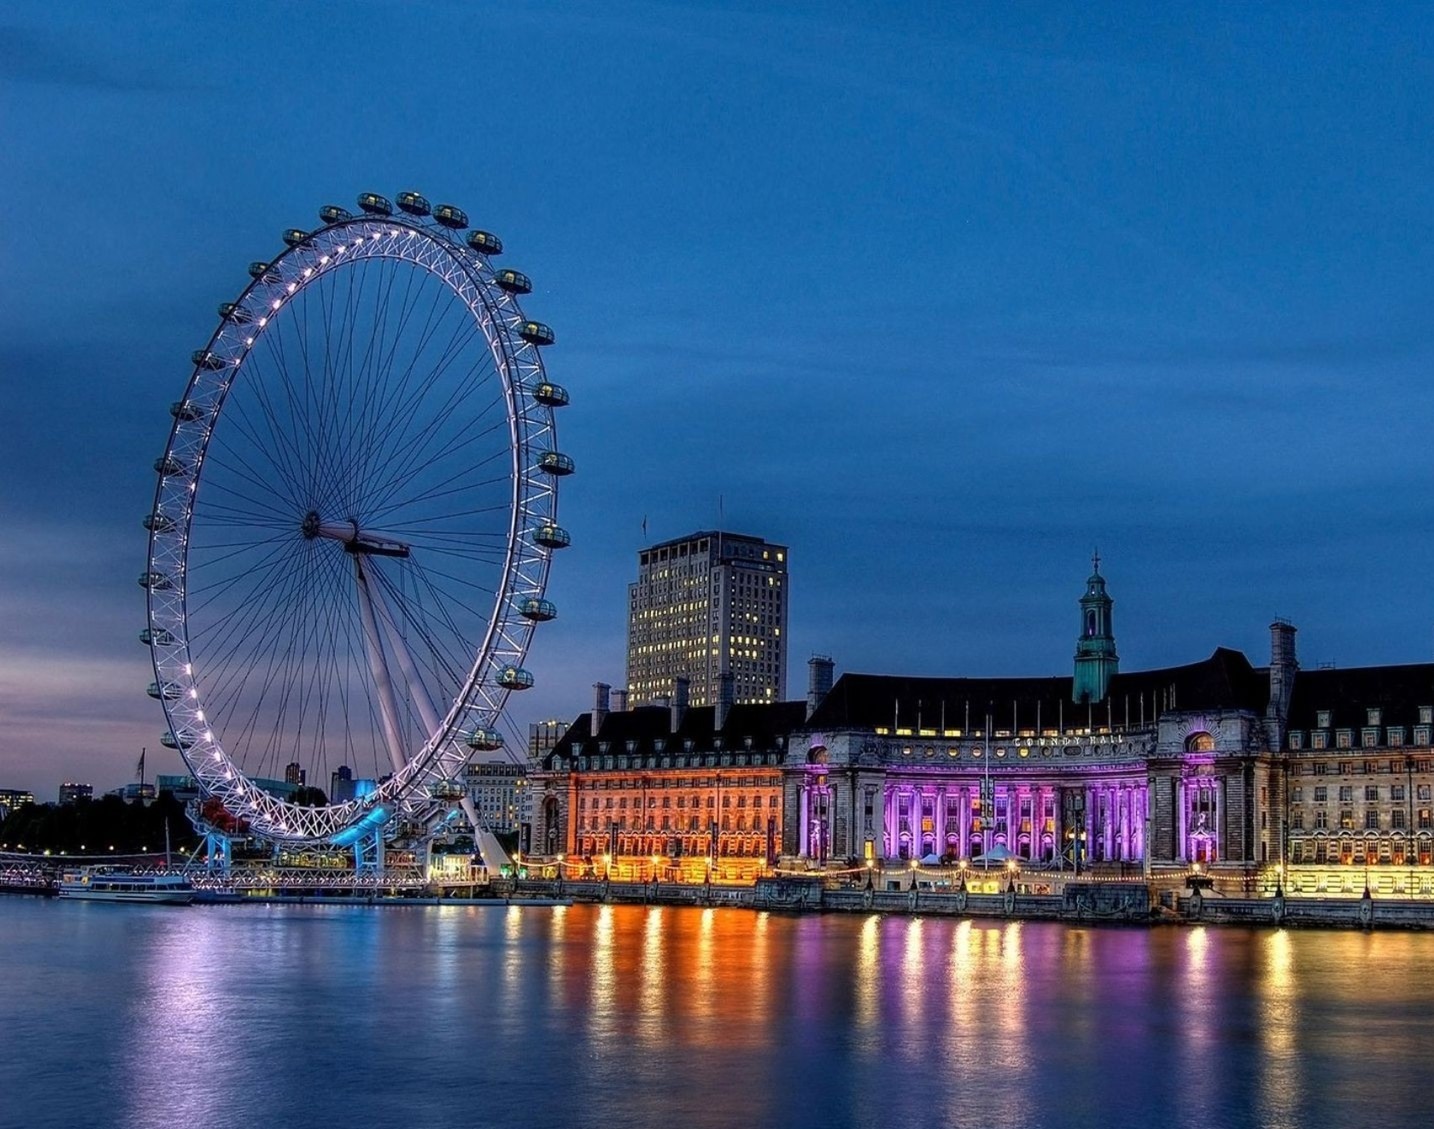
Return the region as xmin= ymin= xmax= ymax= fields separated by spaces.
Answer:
xmin=2 ymin=3 xmax=1432 ymax=796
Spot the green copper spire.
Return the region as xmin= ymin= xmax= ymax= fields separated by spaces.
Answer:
xmin=1073 ymin=551 xmax=1118 ymax=704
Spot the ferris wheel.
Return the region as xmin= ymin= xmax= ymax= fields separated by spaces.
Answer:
xmin=140 ymin=190 xmax=571 ymax=846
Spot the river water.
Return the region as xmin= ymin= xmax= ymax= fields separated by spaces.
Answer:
xmin=2 ymin=897 xmax=1430 ymax=1129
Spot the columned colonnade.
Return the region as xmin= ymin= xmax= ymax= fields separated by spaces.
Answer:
xmin=793 ymin=773 xmax=1150 ymax=865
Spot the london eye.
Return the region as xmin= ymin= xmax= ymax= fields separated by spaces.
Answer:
xmin=141 ymin=190 xmax=571 ymax=847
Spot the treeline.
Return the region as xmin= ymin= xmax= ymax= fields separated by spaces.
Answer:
xmin=0 ymin=792 xmax=199 ymax=855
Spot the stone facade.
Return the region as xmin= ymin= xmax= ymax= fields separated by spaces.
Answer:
xmin=532 ymin=690 xmax=803 ymax=880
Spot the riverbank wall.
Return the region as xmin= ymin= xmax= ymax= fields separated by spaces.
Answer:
xmin=510 ymin=876 xmax=1434 ymax=930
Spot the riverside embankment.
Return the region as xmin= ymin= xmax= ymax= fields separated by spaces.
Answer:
xmin=508 ymin=875 xmax=1434 ymax=929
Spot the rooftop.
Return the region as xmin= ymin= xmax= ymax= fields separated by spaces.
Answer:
xmin=805 ymin=648 xmax=1270 ymax=732
xmin=547 ymin=700 xmax=808 ymax=767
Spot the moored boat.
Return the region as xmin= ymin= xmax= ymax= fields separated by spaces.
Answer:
xmin=57 ymin=866 xmax=193 ymax=905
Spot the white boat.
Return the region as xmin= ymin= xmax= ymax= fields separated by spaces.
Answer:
xmin=57 ymin=866 xmax=194 ymax=905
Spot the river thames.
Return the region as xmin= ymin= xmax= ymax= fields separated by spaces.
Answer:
xmin=2 ymin=898 xmax=1431 ymax=1129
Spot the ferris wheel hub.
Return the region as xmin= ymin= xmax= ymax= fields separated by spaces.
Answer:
xmin=302 ymin=511 xmax=410 ymax=557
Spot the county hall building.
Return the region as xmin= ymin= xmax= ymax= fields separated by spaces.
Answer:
xmin=535 ymin=561 xmax=1434 ymax=895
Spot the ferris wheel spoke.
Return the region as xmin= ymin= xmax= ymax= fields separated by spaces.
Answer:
xmin=189 ymin=549 xmax=311 ymax=665
xmin=317 ymin=258 xmax=403 ymax=515
xmin=355 ymin=301 xmax=472 ymax=495
xmin=342 ymin=258 xmax=427 ymax=510
xmin=360 ymin=313 xmax=487 ymax=475
xmin=283 ymin=278 xmax=323 ymax=513
xmin=275 ymin=553 xmax=354 ymax=784
xmin=204 ymin=426 xmax=311 ymax=514
xmin=363 ymin=456 xmax=511 ymax=523
xmin=189 ymin=537 xmax=300 ymax=577
xmin=378 ymin=506 xmax=513 ymax=532
xmin=243 ymin=328 xmax=325 ymax=507
xmin=195 ymin=479 xmax=302 ymax=528
xmin=361 ymin=399 xmax=507 ymax=519
xmin=369 ymin=378 xmax=505 ymax=490
xmin=357 ymin=361 xmax=493 ymax=513
xmin=186 ymin=536 xmax=302 ymax=610
xmin=310 ymin=556 xmax=365 ymax=784
xmin=261 ymin=308 xmax=329 ymax=512
xmin=380 ymin=564 xmax=471 ymax=690
xmin=213 ymin=540 xmax=334 ymax=778
xmin=193 ymin=505 xmax=297 ymax=529
xmin=212 ymin=391 xmax=313 ymax=513
xmin=189 ymin=531 xmax=295 ymax=555
xmin=402 ymin=556 xmax=499 ymax=619
xmin=198 ymin=543 xmax=323 ymax=718
xmin=412 ymin=549 xmax=511 ymax=571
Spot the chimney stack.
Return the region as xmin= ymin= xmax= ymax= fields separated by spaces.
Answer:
xmin=592 ymin=682 xmax=611 ymax=737
xmin=671 ymin=676 xmax=690 ymax=733
xmin=715 ymin=671 xmax=735 ymax=731
xmin=1267 ymin=620 xmax=1298 ymax=733
xmin=611 ymin=688 xmax=629 ymax=713
xmin=807 ymin=655 xmax=835 ymax=720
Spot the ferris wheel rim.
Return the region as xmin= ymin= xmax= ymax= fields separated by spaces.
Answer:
xmin=142 ymin=202 xmax=563 ymax=845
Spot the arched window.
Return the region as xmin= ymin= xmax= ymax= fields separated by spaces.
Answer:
xmin=1186 ymin=732 xmax=1215 ymax=753
xmin=1086 ymin=610 xmax=1097 ymax=637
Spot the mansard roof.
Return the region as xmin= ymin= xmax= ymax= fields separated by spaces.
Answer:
xmin=1287 ymin=663 xmax=1434 ymax=731
xmin=547 ymin=700 xmax=808 ymax=767
xmin=805 ymin=647 xmax=1269 ymax=732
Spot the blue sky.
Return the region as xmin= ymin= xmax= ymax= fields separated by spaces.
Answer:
xmin=2 ymin=2 xmax=1432 ymax=795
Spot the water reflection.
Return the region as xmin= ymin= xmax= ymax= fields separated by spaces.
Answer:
xmin=5 ymin=900 xmax=1434 ymax=1129
xmin=1258 ymin=929 xmax=1301 ymax=1129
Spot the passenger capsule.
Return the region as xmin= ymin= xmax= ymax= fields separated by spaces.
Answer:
xmin=396 ymin=190 xmax=430 ymax=217
xmin=357 ymin=192 xmax=394 ymax=216
xmin=218 ymin=302 xmax=254 ymax=324
xmin=465 ymin=728 xmax=505 ymax=751
xmin=497 ymin=665 xmax=535 ymax=691
xmin=532 ymin=524 xmax=571 ymax=549
xmin=495 ymin=269 xmax=532 ymax=295
xmin=319 ymin=204 xmax=352 ymax=224
xmin=191 ymin=349 xmax=226 ymax=371
xmin=140 ymin=627 xmax=175 ymax=646
xmin=519 ymin=321 xmax=555 ymax=347
xmin=154 ymin=455 xmax=188 ymax=477
xmin=161 ymin=730 xmax=194 ymax=750
xmin=139 ymin=571 xmax=172 ymax=591
xmin=431 ymin=778 xmax=467 ymax=800
xmin=433 ymin=204 xmax=468 ymax=229
xmin=519 ymin=597 xmax=558 ymax=622
xmin=248 ymin=261 xmax=281 ymax=283
xmin=533 ymin=382 xmax=569 ymax=408
xmin=537 ymin=451 xmax=575 ymax=476
xmin=170 ymin=401 xmax=203 ymax=422
xmin=143 ymin=512 xmax=175 ymax=533
xmin=147 ymin=681 xmax=182 ymax=701
xmin=467 ymin=230 xmax=502 ymax=256
xmin=282 ymin=228 xmax=308 ymax=247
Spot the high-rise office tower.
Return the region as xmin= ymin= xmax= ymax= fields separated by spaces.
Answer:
xmin=626 ymin=530 xmax=788 ymax=707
